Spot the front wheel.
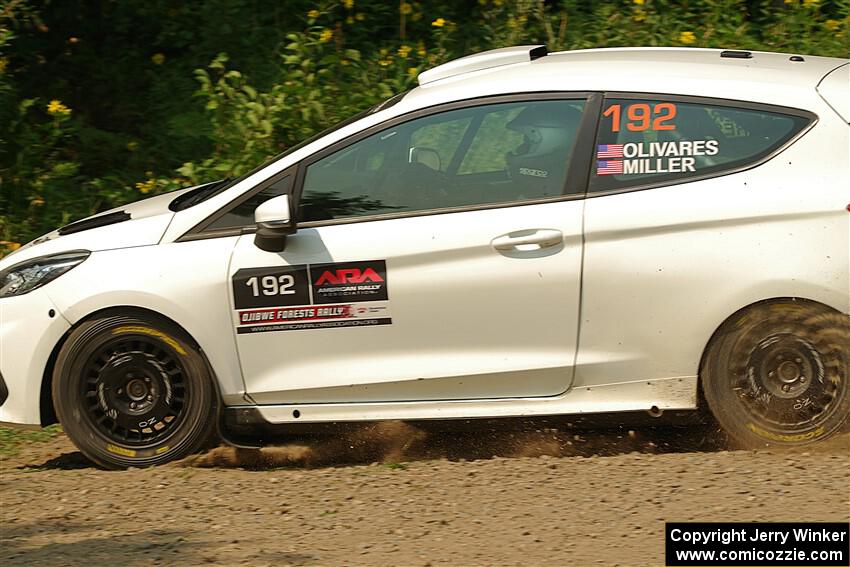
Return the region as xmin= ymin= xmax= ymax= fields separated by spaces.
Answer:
xmin=701 ymin=301 xmax=850 ymax=449
xmin=53 ymin=313 xmax=218 ymax=469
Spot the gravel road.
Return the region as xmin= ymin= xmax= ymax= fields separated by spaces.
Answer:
xmin=2 ymin=425 xmax=848 ymax=567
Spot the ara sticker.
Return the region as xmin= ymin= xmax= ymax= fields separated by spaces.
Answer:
xmin=232 ymin=260 xmax=391 ymax=333
xmin=310 ymin=260 xmax=388 ymax=304
xmin=595 ymin=140 xmax=719 ymax=176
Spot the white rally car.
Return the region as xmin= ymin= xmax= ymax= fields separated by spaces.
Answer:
xmin=1 ymin=46 xmax=848 ymax=468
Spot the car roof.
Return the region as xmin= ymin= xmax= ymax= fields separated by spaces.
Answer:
xmin=401 ymin=47 xmax=848 ymax=112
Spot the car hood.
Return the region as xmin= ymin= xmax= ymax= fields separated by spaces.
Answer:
xmin=0 ymin=186 xmax=199 ymax=269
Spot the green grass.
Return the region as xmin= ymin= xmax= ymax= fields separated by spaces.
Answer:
xmin=0 ymin=425 xmax=63 ymax=458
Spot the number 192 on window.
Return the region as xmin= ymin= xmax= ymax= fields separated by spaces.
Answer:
xmin=603 ymin=102 xmax=677 ymax=132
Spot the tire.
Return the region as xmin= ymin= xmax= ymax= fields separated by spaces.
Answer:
xmin=701 ymin=301 xmax=850 ymax=449
xmin=53 ymin=313 xmax=219 ymax=469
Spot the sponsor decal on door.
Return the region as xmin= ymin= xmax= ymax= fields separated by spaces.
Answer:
xmin=232 ymin=260 xmax=391 ymax=333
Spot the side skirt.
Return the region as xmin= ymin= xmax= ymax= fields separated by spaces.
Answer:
xmin=219 ymin=376 xmax=700 ymax=447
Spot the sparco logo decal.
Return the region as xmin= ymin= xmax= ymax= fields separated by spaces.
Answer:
xmin=315 ymin=268 xmax=384 ymax=285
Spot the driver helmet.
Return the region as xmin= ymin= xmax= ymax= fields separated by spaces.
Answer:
xmin=505 ymin=103 xmax=583 ymax=187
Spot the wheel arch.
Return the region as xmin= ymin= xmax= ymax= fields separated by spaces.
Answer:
xmin=40 ymin=305 xmax=223 ymax=427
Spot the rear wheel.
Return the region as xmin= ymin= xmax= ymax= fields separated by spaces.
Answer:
xmin=702 ymin=301 xmax=850 ymax=448
xmin=53 ymin=313 xmax=218 ymax=469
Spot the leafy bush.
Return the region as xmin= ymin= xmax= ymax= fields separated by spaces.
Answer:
xmin=1 ymin=0 xmax=847 ymax=251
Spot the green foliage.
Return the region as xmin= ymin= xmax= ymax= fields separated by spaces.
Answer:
xmin=0 ymin=0 xmax=848 ymax=250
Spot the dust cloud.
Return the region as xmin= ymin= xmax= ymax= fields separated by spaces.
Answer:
xmin=179 ymin=421 xmax=732 ymax=470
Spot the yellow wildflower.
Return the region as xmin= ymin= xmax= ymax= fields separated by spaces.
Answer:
xmin=151 ymin=53 xmax=165 ymax=65
xmin=417 ymin=42 xmax=426 ymax=57
xmin=340 ymin=59 xmax=350 ymax=65
xmin=633 ymin=9 xmax=646 ymax=22
xmin=784 ymin=0 xmax=793 ymax=3
xmin=31 ymin=197 xmax=45 ymax=207
xmin=398 ymin=45 xmax=412 ymax=58
xmin=378 ymin=59 xmax=392 ymax=67
xmin=343 ymin=0 xmax=354 ymax=9
xmin=319 ymin=28 xmax=334 ymax=43
xmin=355 ymin=12 xmax=365 ymax=21
xmin=824 ymin=19 xmax=840 ymax=31
xmin=135 ymin=179 xmax=157 ymax=194
xmin=678 ymin=31 xmax=696 ymax=44
xmin=407 ymin=67 xmax=418 ymax=76
xmin=0 ymin=241 xmax=22 ymax=252
xmin=400 ymin=2 xmax=413 ymax=15
xmin=803 ymin=0 xmax=819 ymax=6
xmin=0 ymin=57 xmax=8 ymax=74
xmin=431 ymin=17 xmax=446 ymax=28
xmin=633 ymin=0 xmax=645 ymax=4
xmin=307 ymin=9 xmax=320 ymax=18
xmin=46 ymin=99 xmax=71 ymax=116
xmin=126 ymin=141 xmax=139 ymax=152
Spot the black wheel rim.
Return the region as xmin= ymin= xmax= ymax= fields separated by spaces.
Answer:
xmin=81 ymin=335 xmax=188 ymax=446
xmin=732 ymin=332 xmax=842 ymax=433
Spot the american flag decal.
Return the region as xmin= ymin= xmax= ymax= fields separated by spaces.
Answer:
xmin=597 ymin=144 xmax=624 ymax=158
xmin=596 ymin=160 xmax=623 ymax=175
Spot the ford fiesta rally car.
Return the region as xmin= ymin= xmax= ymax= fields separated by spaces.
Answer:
xmin=1 ymin=46 xmax=848 ymax=469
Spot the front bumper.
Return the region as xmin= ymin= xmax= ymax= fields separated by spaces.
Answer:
xmin=0 ymin=290 xmax=71 ymax=425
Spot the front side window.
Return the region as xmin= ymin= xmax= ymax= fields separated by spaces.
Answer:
xmin=590 ymin=97 xmax=812 ymax=193
xmin=298 ymin=99 xmax=587 ymax=223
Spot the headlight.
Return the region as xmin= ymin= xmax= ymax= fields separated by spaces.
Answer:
xmin=0 ymin=251 xmax=90 ymax=298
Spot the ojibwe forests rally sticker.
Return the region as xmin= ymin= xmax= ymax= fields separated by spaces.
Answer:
xmin=231 ymin=260 xmax=391 ymax=334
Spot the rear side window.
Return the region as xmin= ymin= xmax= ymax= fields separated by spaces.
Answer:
xmin=590 ymin=97 xmax=813 ymax=193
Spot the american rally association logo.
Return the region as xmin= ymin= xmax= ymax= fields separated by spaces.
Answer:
xmin=595 ymin=141 xmax=719 ymax=176
xmin=311 ymin=260 xmax=389 ymax=304
xmin=313 ymin=267 xmax=384 ymax=285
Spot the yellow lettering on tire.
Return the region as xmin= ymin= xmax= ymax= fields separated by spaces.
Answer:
xmin=747 ymin=423 xmax=825 ymax=442
xmin=106 ymin=444 xmax=137 ymax=457
xmin=111 ymin=326 xmax=187 ymax=355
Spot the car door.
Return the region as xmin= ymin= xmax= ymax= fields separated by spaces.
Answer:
xmin=228 ymin=95 xmax=596 ymax=405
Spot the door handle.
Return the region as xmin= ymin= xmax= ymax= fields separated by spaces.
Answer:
xmin=491 ymin=229 xmax=563 ymax=251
